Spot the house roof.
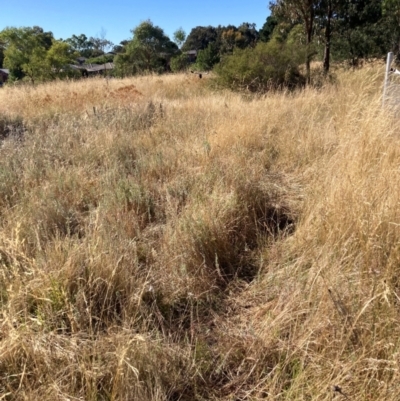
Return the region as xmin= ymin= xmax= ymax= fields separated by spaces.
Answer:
xmin=0 ymin=69 xmax=9 ymax=75
xmin=186 ymin=50 xmax=197 ymax=55
xmin=85 ymin=63 xmax=114 ymax=72
xmin=70 ymin=63 xmax=114 ymax=72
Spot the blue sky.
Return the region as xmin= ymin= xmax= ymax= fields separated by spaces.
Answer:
xmin=3 ymin=1 xmax=270 ymax=45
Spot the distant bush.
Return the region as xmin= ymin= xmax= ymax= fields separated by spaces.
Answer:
xmin=170 ymin=53 xmax=190 ymax=72
xmin=193 ymin=42 xmax=220 ymax=71
xmin=213 ymin=39 xmax=305 ymax=92
xmin=86 ymin=54 xmax=115 ymax=65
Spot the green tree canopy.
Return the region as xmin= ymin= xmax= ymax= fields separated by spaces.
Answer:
xmin=236 ymin=22 xmax=259 ymax=48
xmin=383 ymin=0 xmax=400 ymax=53
xmin=46 ymin=40 xmax=78 ymax=78
xmin=219 ymin=23 xmax=259 ymax=53
xmin=182 ymin=23 xmax=260 ymax=71
xmin=65 ymin=32 xmax=113 ymax=58
xmin=259 ymin=15 xmax=279 ymax=42
xmin=65 ymin=34 xmax=95 ymax=57
xmin=214 ymin=37 xmax=305 ymax=91
xmin=1 ymin=26 xmax=77 ymax=83
xmin=89 ymin=36 xmax=114 ymax=55
xmin=173 ymin=28 xmax=186 ymax=48
xmin=269 ymin=0 xmax=389 ymax=74
xmin=332 ymin=0 xmax=387 ymax=64
xmin=170 ymin=53 xmax=190 ymax=72
xmin=194 ymin=42 xmax=220 ymax=70
xmin=115 ymin=20 xmax=178 ymax=76
xmin=182 ymin=26 xmax=218 ymax=51
xmin=0 ymin=26 xmax=51 ymax=81
xmin=271 ymin=0 xmax=319 ymax=83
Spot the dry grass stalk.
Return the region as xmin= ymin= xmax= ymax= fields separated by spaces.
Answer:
xmin=0 ymin=66 xmax=400 ymax=400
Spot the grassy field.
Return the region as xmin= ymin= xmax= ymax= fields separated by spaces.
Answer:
xmin=1 ymin=67 xmax=400 ymax=401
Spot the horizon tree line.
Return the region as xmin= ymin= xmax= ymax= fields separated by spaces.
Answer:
xmin=1 ymin=0 xmax=399 ymax=84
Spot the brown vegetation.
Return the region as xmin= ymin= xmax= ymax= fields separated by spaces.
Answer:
xmin=1 ymin=67 xmax=400 ymax=401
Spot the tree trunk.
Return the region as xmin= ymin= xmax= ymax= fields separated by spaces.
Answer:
xmin=323 ymin=0 xmax=332 ymax=74
xmin=306 ymin=23 xmax=313 ymax=85
xmin=304 ymin=2 xmax=314 ymax=85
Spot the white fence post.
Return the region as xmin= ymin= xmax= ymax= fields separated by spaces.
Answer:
xmin=383 ymin=52 xmax=394 ymax=108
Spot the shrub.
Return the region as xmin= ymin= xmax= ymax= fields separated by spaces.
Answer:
xmin=194 ymin=42 xmax=220 ymax=71
xmin=170 ymin=53 xmax=190 ymax=72
xmin=213 ymin=39 xmax=305 ymax=92
xmin=85 ymin=54 xmax=115 ymax=65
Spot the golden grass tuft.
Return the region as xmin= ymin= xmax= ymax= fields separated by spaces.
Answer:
xmin=1 ymin=65 xmax=400 ymax=400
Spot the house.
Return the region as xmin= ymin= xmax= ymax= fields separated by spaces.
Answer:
xmin=70 ymin=63 xmax=115 ymax=77
xmin=85 ymin=63 xmax=114 ymax=74
xmin=0 ymin=69 xmax=9 ymax=85
xmin=186 ymin=50 xmax=197 ymax=63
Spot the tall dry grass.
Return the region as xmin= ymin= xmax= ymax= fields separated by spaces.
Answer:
xmin=0 ymin=67 xmax=399 ymax=400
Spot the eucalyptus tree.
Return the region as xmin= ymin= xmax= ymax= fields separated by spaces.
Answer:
xmin=314 ymin=0 xmax=347 ymax=73
xmin=333 ymin=0 xmax=386 ymax=64
xmin=115 ymin=20 xmax=178 ymax=75
xmin=1 ymin=26 xmax=77 ymax=83
xmin=271 ymin=0 xmax=320 ymax=83
xmin=259 ymin=15 xmax=279 ymax=42
xmin=182 ymin=26 xmax=218 ymax=51
xmin=173 ymin=28 xmax=186 ymax=48
xmin=381 ymin=0 xmax=400 ymax=53
xmin=65 ymin=34 xmax=95 ymax=57
xmin=0 ymin=26 xmax=52 ymax=82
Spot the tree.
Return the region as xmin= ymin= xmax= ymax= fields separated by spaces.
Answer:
xmin=65 ymin=34 xmax=95 ymax=57
xmin=333 ymin=0 xmax=385 ymax=65
xmin=1 ymin=26 xmax=77 ymax=83
xmin=29 ymin=26 xmax=53 ymax=50
xmin=220 ymin=28 xmax=242 ymax=54
xmin=111 ymin=40 xmax=130 ymax=54
xmin=195 ymin=42 xmax=220 ymax=70
xmin=115 ymin=20 xmax=178 ymax=75
xmin=259 ymin=15 xmax=279 ymax=42
xmin=219 ymin=23 xmax=259 ymax=53
xmin=0 ymin=26 xmax=53 ymax=82
xmin=236 ymin=22 xmax=259 ymax=48
xmin=182 ymin=26 xmax=218 ymax=51
xmin=173 ymin=28 xmax=186 ymax=48
xmin=90 ymin=28 xmax=114 ymax=55
xmin=89 ymin=37 xmax=113 ymax=55
xmin=271 ymin=0 xmax=319 ymax=83
xmin=46 ymin=40 xmax=78 ymax=78
xmin=268 ymin=0 xmax=390 ymax=73
xmin=314 ymin=0 xmax=346 ymax=73
xmin=381 ymin=0 xmax=400 ymax=53
xmin=312 ymin=0 xmax=389 ymax=71
xmin=170 ymin=53 xmax=190 ymax=72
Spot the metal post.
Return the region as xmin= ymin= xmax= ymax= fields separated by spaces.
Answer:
xmin=383 ymin=52 xmax=394 ymax=108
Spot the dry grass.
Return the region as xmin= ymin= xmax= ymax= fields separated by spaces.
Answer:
xmin=0 ymin=66 xmax=400 ymax=400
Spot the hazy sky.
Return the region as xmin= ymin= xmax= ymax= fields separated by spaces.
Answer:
xmin=3 ymin=1 xmax=270 ymax=45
